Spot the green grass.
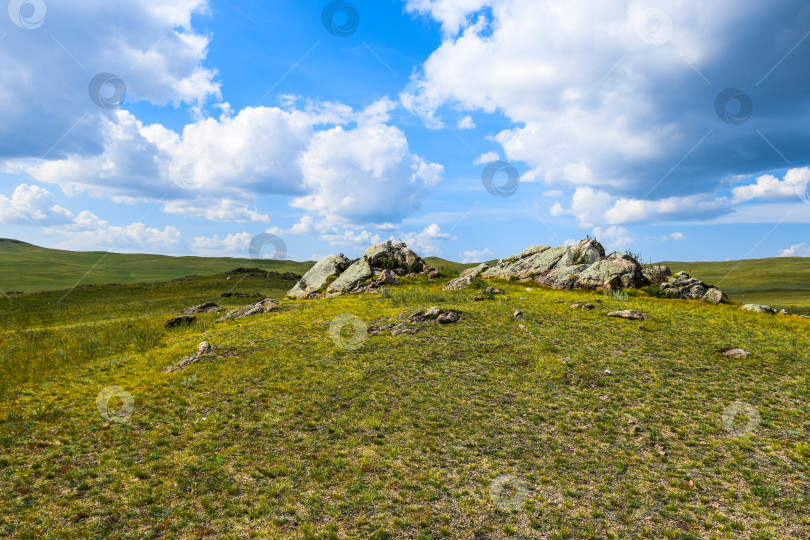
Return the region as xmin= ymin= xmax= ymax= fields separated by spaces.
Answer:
xmin=0 ymin=274 xmax=807 ymax=538
xmin=661 ymin=258 xmax=810 ymax=314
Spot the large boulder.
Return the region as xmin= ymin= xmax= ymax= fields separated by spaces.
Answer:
xmin=578 ymin=253 xmax=648 ymax=290
xmin=287 ymin=254 xmax=352 ymax=299
xmin=326 ymin=259 xmax=373 ymax=293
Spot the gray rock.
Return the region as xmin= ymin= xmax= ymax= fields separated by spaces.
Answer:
xmin=484 ymin=287 xmax=505 ymax=295
xmin=642 ymin=265 xmax=672 ymax=283
xmin=607 ymin=310 xmax=650 ymax=320
xmin=425 ymin=306 xmax=444 ymax=319
xmin=164 ymin=315 xmax=196 ymax=328
xmin=578 ymin=255 xmax=647 ymax=290
xmin=443 ymin=276 xmax=475 ymax=291
xmin=779 ymin=309 xmax=789 ymax=315
xmin=437 ymin=309 xmax=462 ymax=324
xmin=459 ymin=263 xmax=490 ymax=279
xmin=514 ymin=310 xmax=524 ymax=320
xmin=327 ymin=259 xmax=373 ymax=293
xmin=364 ymin=240 xmax=426 ymax=274
xmin=702 ymin=288 xmax=726 ymax=304
xmin=197 ymin=341 xmax=212 ymax=355
xmin=740 ymin=304 xmax=777 ymax=314
xmin=181 ymin=302 xmax=221 ymax=315
xmin=287 ymin=254 xmax=351 ymax=299
xmin=377 ymin=269 xmax=398 ymax=285
xmin=217 ymin=298 xmax=280 ymax=322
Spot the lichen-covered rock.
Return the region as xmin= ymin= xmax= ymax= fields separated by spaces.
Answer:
xmin=459 ymin=263 xmax=490 ymax=279
xmin=364 ymin=241 xmax=426 ymax=274
xmin=327 ymin=259 xmax=373 ymax=293
xmin=287 ymin=254 xmax=352 ymax=299
xmin=577 ymin=254 xmax=647 ymax=290
xmin=181 ymin=302 xmax=222 ymax=315
xmin=642 ymin=265 xmax=672 ymax=283
xmin=443 ymin=276 xmax=475 ymax=291
xmin=217 ymin=298 xmax=280 ymax=322
xmin=437 ymin=309 xmax=462 ymax=324
xmin=740 ymin=304 xmax=777 ymax=314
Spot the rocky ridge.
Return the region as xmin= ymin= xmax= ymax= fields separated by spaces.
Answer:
xmin=287 ymin=240 xmax=439 ymax=300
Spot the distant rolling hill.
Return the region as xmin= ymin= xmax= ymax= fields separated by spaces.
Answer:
xmin=1 ymin=239 xmax=807 ymax=312
xmin=0 ymin=239 xmax=315 ymax=294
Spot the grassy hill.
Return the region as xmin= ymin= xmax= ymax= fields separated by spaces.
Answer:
xmin=0 ymin=239 xmax=315 ymax=294
xmin=0 ymin=271 xmax=808 ymax=537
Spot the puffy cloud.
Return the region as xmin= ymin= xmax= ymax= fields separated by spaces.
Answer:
xmin=731 ymin=168 xmax=810 ymax=203
xmin=50 ymin=211 xmax=181 ymax=251
xmin=560 ymin=187 xmax=727 ymax=226
xmin=191 ymin=232 xmax=253 ymax=257
xmin=779 ymin=243 xmax=810 ymax=257
xmin=0 ymin=0 xmax=219 ymax=159
xmin=461 ymin=248 xmax=493 ymax=263
xmin=457 ymin=115 xmax=476 ymax=130
xmin=0 ymin=184 xmax=73 ymax=225
xmin=19 ymin=100 xmax=442 ymax=225
xmin=592 ymin=225 xmax=633 ymax=252
xmin=394 ymin=223 xmax=456 ymax=256
xmin=292 ymin=124 xmax=443 ymax=223
xmin=542 ymin=190 xmax=563 ymax=198
xmin=473 ymin=151 xmax=499 ymax=165
xmin=410 ymin=0 xmax=810 ymax=198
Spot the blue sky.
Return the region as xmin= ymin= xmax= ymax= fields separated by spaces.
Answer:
xmin=1 ymin=0 xmax=809 ymax=263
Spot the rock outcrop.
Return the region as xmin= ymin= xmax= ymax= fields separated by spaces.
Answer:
xmin=656 ymin=271 xmax=727 ymax=304
xmin=287 ymin=241 xmax=436 ymax=299
xmin=287 ymin=254 xmax=352 ymax=300
xmin=442 ymin=239 xmax=726 ymax=303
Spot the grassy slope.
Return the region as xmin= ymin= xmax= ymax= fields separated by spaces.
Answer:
xmin=0 ymin=275 xmax=807 ymax=538
xmin=661 ymin=258 xmax=810 ymax=313
xmin=0 ymin=239 xmax=314 ymax=294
